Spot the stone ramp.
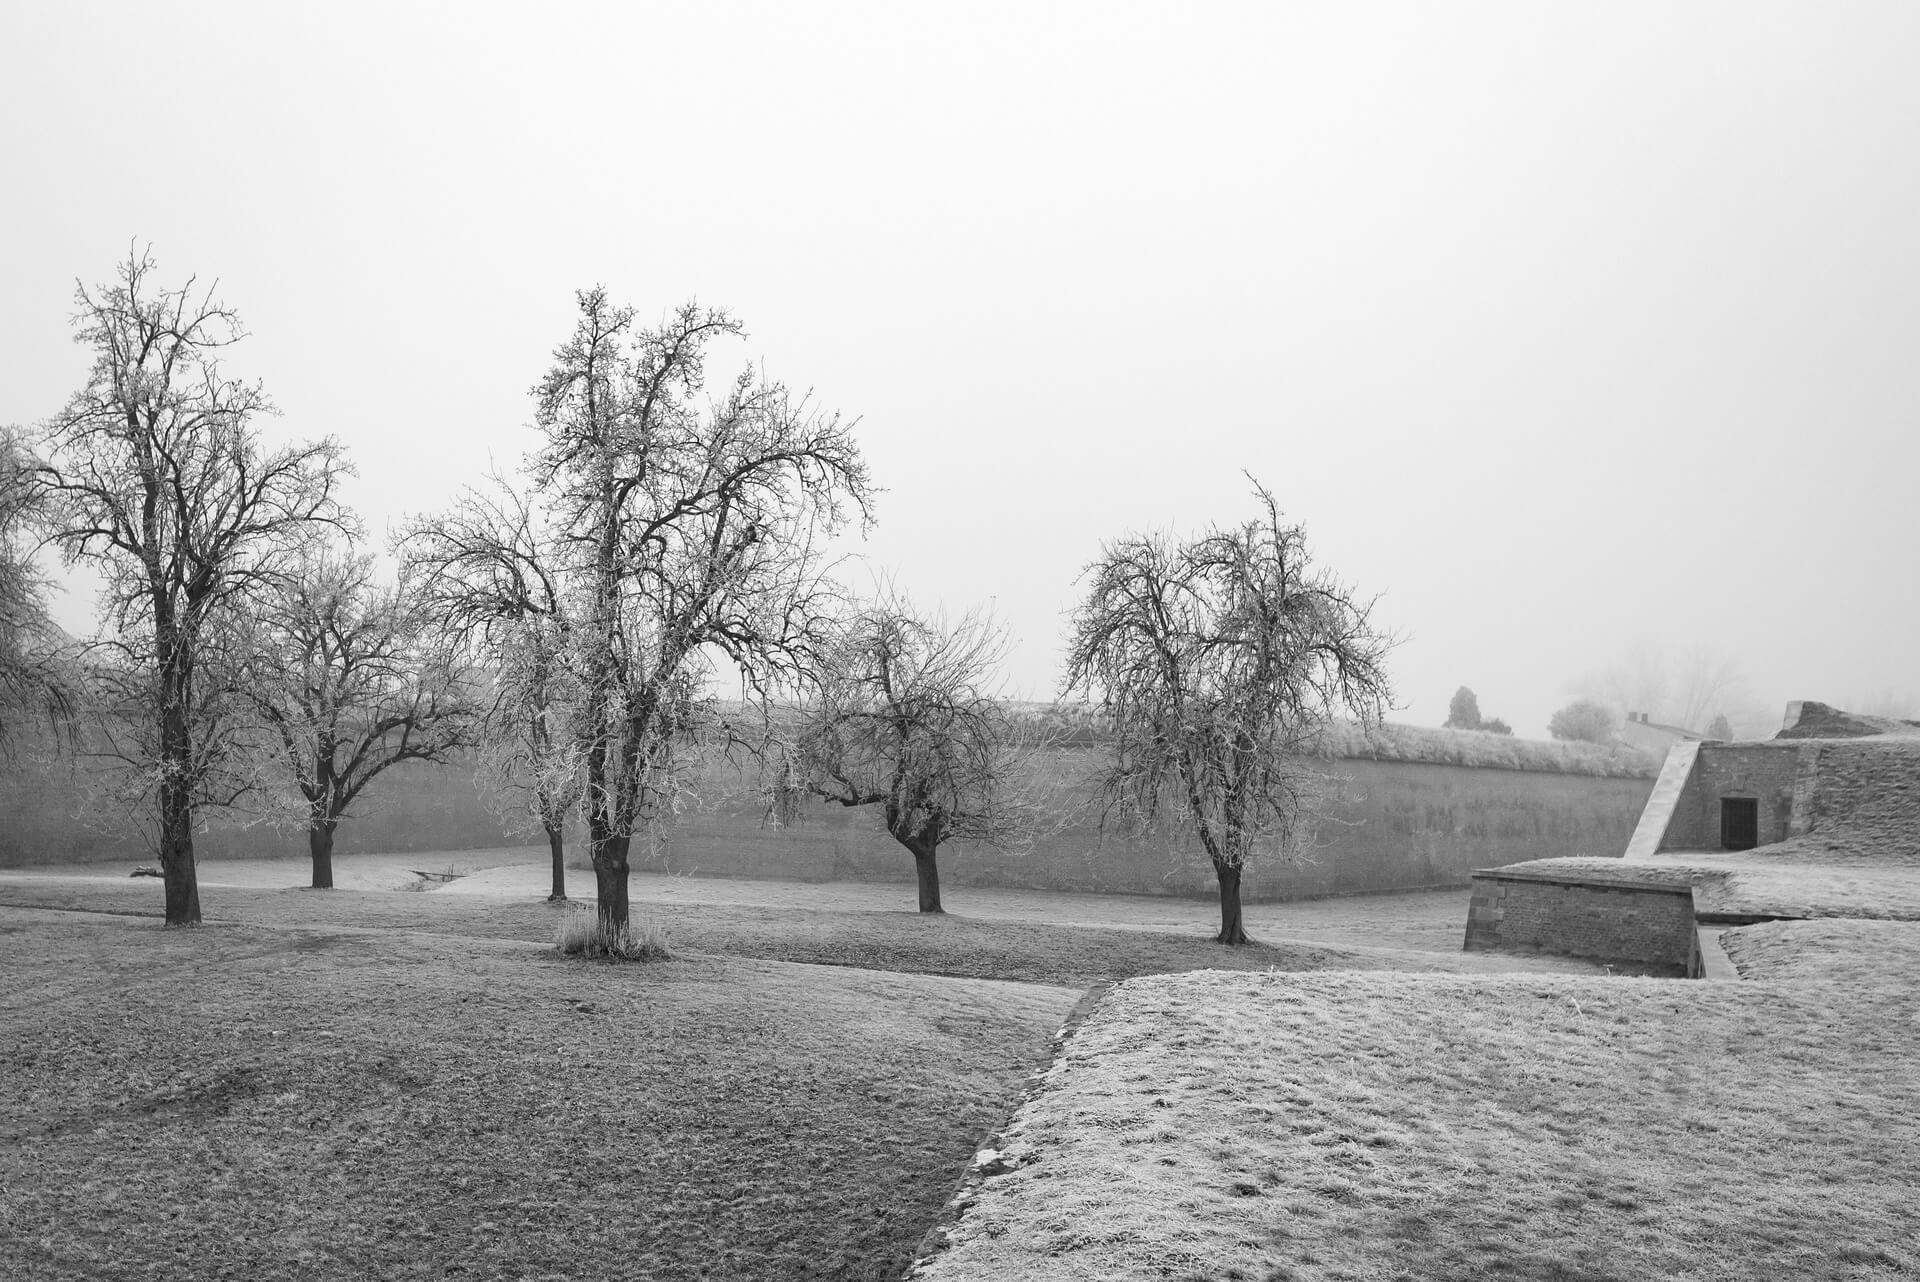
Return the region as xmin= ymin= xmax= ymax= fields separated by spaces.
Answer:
xmin=1623 ymin=741 xmax=1701 ymax=858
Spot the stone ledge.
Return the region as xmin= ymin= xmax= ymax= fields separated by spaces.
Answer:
xmin=1692 ymin=926 xmax=1742 ymax=980
xmin=1470 ymin=865 xmax=1695 ymax=894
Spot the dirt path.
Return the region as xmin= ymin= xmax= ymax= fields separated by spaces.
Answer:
xmin=1 ymin=848 xmax=1483 ymax=955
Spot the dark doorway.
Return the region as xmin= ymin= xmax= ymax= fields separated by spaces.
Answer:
xmin=1721 ymin=797 xmax=1759 ymax=851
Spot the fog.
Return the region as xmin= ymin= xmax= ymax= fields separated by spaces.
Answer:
xmin=4 ymin=3 xmax=1915 ymax=740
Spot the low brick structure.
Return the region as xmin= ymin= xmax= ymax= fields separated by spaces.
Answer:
xmin=1463 ymin=866 xmax=1696 ymax=974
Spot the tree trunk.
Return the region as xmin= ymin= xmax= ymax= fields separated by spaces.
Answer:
xmin=591 ymin=830 xmax=632 ymax=930
xmin=912 ymin=843 xmax=944 ymax=914
xmin=158 ymin=776 xmax=201 ymax=926
xmin=1213 ymin=858 xmax=1250 ymax=945
xmin=308 ymin=822 xmax=337 ymax=890
xmin=546 ymin=823 xmax=567 ymax=901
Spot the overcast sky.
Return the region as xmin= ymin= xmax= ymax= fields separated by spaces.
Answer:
xmin=4 ymin=2 xmax=1915 ymax=739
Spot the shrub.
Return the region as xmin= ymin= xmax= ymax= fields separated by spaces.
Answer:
xmin=556 ymin=914 xmax=672 ymax=961
xmin=1549 ymin=699 xmax=1619 ymax=745
xmin=1444 ymin=686 xmax=1483 ymax=730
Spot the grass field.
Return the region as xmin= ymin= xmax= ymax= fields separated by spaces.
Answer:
xmin=8 ymin=861 xmax=1914 ymax=1281
xmin=0 ymin=867 xmax=1577 ymax=1282
xmin=918 ymin=966 xmax=1920 ymax=1281
xmin=0 ymin=905 xmax=1078 ymax=1281
xmin=0 ymin=876 xmax=1590 ymax=985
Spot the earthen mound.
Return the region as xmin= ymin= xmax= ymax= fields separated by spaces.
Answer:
xmin=1776 ymin=701 xmax=1920 ymax=740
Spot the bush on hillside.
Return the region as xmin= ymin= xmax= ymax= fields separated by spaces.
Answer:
xmin=1549 ymin=699 xmax=1619 ymax=746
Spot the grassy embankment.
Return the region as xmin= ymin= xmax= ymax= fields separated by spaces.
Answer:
xmin=919 ymin=948 xmax=1920 ymax=1282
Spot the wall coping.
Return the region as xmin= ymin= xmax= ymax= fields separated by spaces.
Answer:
xmin=1688 ymin=883 xmax=1805 ymax=926
xmin=1328 ymin=752 xmax=1658 ymax=780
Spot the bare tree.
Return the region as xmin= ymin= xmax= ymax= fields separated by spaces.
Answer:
xmin=775 ymin=596 xmax=1036 ymax=914
xmin=1669 ymin=647 xmax=1749 ymax=734
xmin=518 ymin=289 xmax=869 ymax=931
xmin=1063 ymin=483 xmax=1395 ymax=945
xmin=32 ymin=250 xmax=352 ymax=924
xmin=0 ymin=428 xmax=73 ymax=752
xmin=1573 ymin=642 xmax=1755 ymax=734
xmin=1846 ymin=689 xmax=1920 ymax=721
xmin=403 ymin=475 xmax=582 ymax=901
xmin=232 ymin=550 xmax=477 ymax=889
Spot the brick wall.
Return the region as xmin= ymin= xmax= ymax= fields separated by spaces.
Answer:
xmin=1658 ymin=743 xmax=1802 ymax=851
xmin=1463 ymin=870 xmax=1695 ymax=972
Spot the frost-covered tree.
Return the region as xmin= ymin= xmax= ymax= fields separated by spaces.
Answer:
xmin=776 ymin=596 xmax=1038 ymax=913
xmin=405 ymin=476 xmax=582 ymax=901
xmin=414 ymin=291 xmax=871 ymax=932
xmin=233 ymin=550 xmax=477 ymax=889
xmin=33 ymin=250 xmax=351 ymax=923
xmin=0 ymin=428 xmax=71 ymax=753
xmin=1064 ymin=483 xmax=1395 ymax=944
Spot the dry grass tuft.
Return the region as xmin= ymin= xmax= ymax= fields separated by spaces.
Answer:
xmin=555 ymin=912 xmax=672 ymax=961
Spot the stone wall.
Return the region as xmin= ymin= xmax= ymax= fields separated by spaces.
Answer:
xmin=1658 ymin=743 xmax=1803 ymax=852
xmin=636 ymin=752 xmax=1651 ymax=901
xmin=0 ymin=752 xmax=512 ymax=866
xmin=1462 ymin=868 xmax=1695 ymax=973
xmin=1803 ymin=740 xmax=1920 ymax=855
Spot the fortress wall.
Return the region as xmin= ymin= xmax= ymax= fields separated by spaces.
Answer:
xmin=0 ymin=753 xmax=512 ymax=867
xmin=3 ymin=746 xmax=1652 ymax=900
xmin=639 ymin=752 xmax=1651 ymax=901
xmin=1805 ymin=740 xmax=1920 ymax=852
